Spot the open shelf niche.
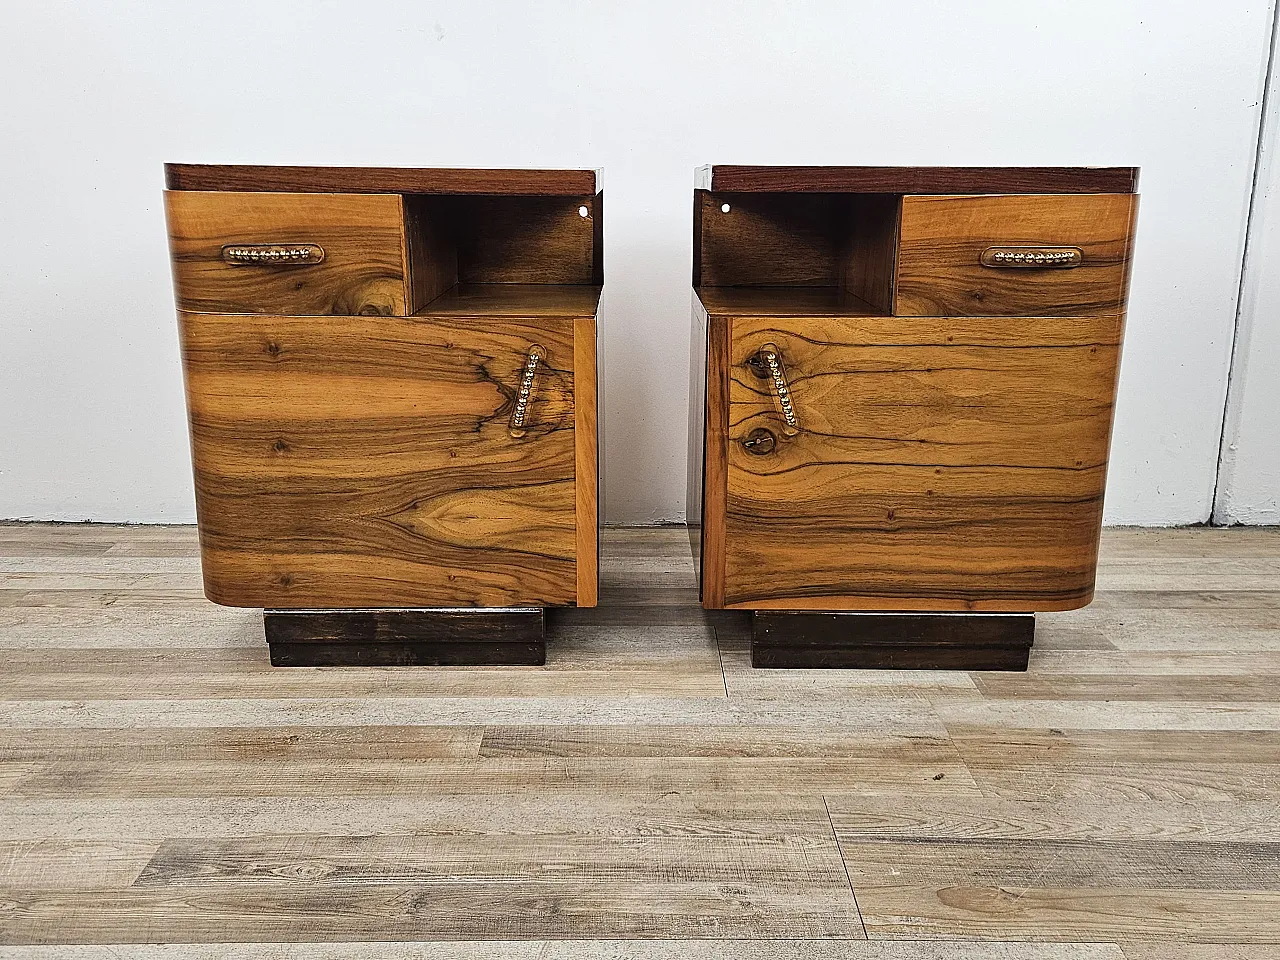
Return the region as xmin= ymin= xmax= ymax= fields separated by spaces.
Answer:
xmin=405 ymin=193 xmax=603 ymax=316
xmin=693 ymin=190 xmax=899 ymax=317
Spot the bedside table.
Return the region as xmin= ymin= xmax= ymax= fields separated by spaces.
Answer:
xmin=687 ymin=165 xmax=1139 ymax=669
xmin=165 ymin=165 xmax=602 ymax=666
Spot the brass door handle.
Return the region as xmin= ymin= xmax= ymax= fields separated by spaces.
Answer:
xmin=980 ymin=246 xmax=1082 ymax=268
xmin=221 ymin=243 xmax=325 ymax=266
xmin=747 ymin=342 xmax=799 ymax=437
xmin=509 ymin=344 xmax=545 ymax=438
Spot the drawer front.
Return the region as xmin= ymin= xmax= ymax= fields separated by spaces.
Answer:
xmin=165 ymin=191 xmax=409 ymax=316
xmin=179 ymin=312 xmax=578 ymax=608
xmin=722 ymin=313 xmax=1123 ymax=611
xmin=895 ymin=194 xmax=1137 ymax=316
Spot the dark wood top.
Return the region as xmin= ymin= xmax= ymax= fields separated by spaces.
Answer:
xmin=696 ymin=165 xmax=1139 ymax=194
xmin=166 ymin=164 xmax=602 ymax=196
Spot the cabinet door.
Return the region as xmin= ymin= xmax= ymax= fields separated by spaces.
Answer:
xmin=722 ymin=314 xmax=1123 ymax=611
xmin=180 ymin=312 xmax=579 ymax=608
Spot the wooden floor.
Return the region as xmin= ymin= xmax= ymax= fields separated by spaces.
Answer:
xmin=0 ymin=524 xmax=1278 ymax=958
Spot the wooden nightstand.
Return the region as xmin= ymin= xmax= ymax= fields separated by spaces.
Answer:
xmin=687 ymin=165 xmax=1139 ymax=669
xmin=165 ymin=165 xmax=602 ymax=666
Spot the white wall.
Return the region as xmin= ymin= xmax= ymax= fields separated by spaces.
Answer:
xmin=1218 ymin=8 xmax=1280 ymax=525
xmin=0 ymin=1 xmax=1274 ymax=525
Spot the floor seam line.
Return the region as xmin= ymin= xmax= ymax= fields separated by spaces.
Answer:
xmin=713 ymin=626 xmax=730 ymax=698
xmin=823 ymin=793 xmax=869 ymax=940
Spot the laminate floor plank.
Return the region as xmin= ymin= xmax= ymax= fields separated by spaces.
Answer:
xmin=0 ymin=942 xmax=1130 ymax=960
xmin=0 ymin=523 xmax=1278 ymax=951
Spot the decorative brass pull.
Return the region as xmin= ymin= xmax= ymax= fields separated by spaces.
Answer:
xmin=747 ymin=342 xmax=799 ymax=437
xmin=509 ymin=344 xmax=545 ymax=438
xmin=222 ymin=243 xmax=325 ymax=266
xmin=980 ymin=246 xmax=1082 ymax=269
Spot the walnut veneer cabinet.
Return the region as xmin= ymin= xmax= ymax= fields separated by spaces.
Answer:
xmin=165 ymin=164 xmax=602 ymax=666
xmin=687 ymin=165 xmax=1139 ymax=670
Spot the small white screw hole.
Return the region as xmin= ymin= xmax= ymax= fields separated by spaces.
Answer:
xmin=720 ymin=202 xmax=731 ymax=213
xmin=578 ymin=205 xmax=590 ymax=218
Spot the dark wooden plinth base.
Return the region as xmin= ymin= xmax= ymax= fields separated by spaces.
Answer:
xmin=264 ymin=608 xmax=546 ymax=667
xmin=751 ymin=611 xmax=1034 ymax=670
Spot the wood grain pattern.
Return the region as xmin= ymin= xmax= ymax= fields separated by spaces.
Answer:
xmin=402 ymin=195 xmax=457 ymax=312
xmin=445 ymin=194 xmax=599 ymax=285
xmin=178 ymin=311 xmax=578 ymax=608
xmin=416 ymin=283 xmax=602 ymax=318
xmin=575 ymin=315 xmax=599 ymax=607
xmin=700 ymin=164 xmax=1140 ymax=194
xmin=843 ymin=193 xmax=900 ymax=313
xmin=0 ymin=523 xmax=1278 ymax=951
xmin=721 ymin=314 xmax=1124 ymax=610
xmin=895 ymin=194 xmax=1139 ymax=317
xmin=696 ymin=297 xmax=729 ymax=607
xmin=164 ymin=191 xmax=410 ymax=316
xmin=695 ymin=286 xmax=881 ymax=317
xmin=166 ymin=163 xmax=601 ymax=196
xmin=696 ymin=192 xmax=849 ymax=286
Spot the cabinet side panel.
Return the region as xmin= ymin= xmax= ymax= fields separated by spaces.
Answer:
xmin=575 ymin=313 xmax=599 ymax=607
xmin=700 ymin=299 xmax=730 ymax=607
xmin=687 ymin=294 xmax=707 ymax=583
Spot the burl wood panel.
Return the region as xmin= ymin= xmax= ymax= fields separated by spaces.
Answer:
xmin=165 ymin=191 xmax=409 ymax=316
xmin=721 ymin=314 xmax=1125 ymax=611
xmin=895 ymin=194 xmax=1138 ymax=317
xmin=178 ymin=311 xmax=579 ymax=609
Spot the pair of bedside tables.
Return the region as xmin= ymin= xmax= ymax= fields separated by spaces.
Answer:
xmin=164 ymin=163 xmax=1139 ymax=670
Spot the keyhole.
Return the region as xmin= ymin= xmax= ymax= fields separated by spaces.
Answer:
xmin=742 ymin=427 xmax=776 ymax=455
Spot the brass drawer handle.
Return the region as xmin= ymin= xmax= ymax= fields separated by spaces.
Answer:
xmin=747 ymin=343 xmax=799 ymax=438
xmin=981 ymin=246 xmax=1082 ymax=269
xmin=222 ymin=243 xmax=325 ymax=266
xmin=509 ymin=344 xmax=545 ymax=438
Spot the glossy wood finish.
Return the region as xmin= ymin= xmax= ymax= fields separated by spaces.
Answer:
xmin=895 ymin=194 xmax=1140 ymax=316
xmin=843 ymin=193 xmax=900 ymax=313
xmin=405 ymin=194 xmax=601 ymax=290
xmin=1 ymin=523 xmax=1278 ymax=952
xmin=178 ymin=311 xmax=579 ymax=609
xmin=164 ymin=191 xmax=410 ymax=316
xmin=416 ymin=283 xmax=602 ymax=317
xmin=695 ymin=286 xmax=881 ymax=317
xmin=698 ymin=164 xmax=1141 ymax=194
xmin=165 ymin=166 xmax=604 ymax=618
xmin=689 ymin=296 xmax=729 ymax=607
xmin=752 ymin=612 xmax=1035 ymax=669
xmin=264 ymin=608 xmax=546 ymax=666
xmin=722 ymin=314 xmax=1123 ymax=611
xmin=695 ymin=192 xmax=850 ymax=286
xmin=690 ymin=167 xmax=1139 ymax=635
xmin=166 ymin=164 xmax=601 ymax=195
xmin=574 ymin=315 xmax=600 ymax=607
